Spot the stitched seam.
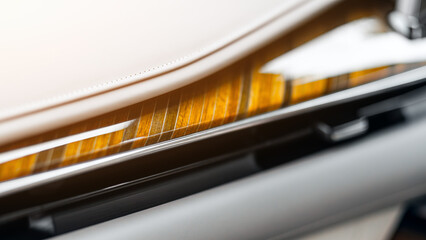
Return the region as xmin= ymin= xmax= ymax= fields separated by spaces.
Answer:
xmin=0 ymin=0 xmax=312 ymax=122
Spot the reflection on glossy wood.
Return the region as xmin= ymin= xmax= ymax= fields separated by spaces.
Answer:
xmin=0 ymin=0 xmax=399 ymax=182
xmin=0 ymin=67 xmax=285 ymax=181
xmin=3 ymin=62 xmax=418 ymax=182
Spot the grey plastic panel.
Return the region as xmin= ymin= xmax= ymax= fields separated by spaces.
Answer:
xmin=299 ymin=206 xmax=402 ymax=240
xmin=54 ymin=116 xmax=426 ymax=240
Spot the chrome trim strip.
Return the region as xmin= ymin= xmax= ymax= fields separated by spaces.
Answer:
xmin=55 ymin=112 xmax=426 ymax=240
xmin=0 ymin=66 xmax=425 ymax=197
xmin=0 ymin=120 xmax=135 ymax=164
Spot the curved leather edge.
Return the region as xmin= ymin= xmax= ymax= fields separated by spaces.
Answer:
xmin=0 ymin=0 xmax=302 ymax=122
xmin=0 ymin=0 xmax=339 ymax=145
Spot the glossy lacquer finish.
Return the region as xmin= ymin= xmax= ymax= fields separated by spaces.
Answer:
xmin=0 ymin=0 xmax=407 ymax=182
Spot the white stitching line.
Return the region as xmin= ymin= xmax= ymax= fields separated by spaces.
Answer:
xmin=0 ymin=1 xmax=306 ymax=121
xmin=0 ymin=50 xmax=201 ymax=118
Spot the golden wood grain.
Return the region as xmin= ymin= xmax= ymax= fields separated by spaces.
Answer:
xmin=0 ymin=0 xmax=399 ymax=182
xmin=289 ymin=78 xmax=328 ymax=105
xmin=171 ymin=86 xmax=194 ymax=139
xmin=3 ymin=62 xmax=414 ymax=182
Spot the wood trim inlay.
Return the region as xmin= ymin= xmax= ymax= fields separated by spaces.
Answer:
xmin=0 ymin=0 xmax=409 ymax=182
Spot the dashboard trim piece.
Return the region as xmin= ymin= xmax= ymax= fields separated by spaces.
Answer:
xmin=54 ymin=105 xmax=426 ymax=240
xmin=0 ymin=66 xmax=425 ymax=197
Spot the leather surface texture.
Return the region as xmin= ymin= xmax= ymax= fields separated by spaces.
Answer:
xmin=0 ymin=0 xmax=338 ymax=144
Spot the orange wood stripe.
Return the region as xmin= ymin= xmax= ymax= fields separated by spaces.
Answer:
xmin=247 ymin=68 xmax=261 ymax=117
xmin=146 ymin=95 xmax=169 ymax=145
xmin=16 ymin=154 xmax=37 ymax=178
xmin=256 ymin=73 xmax=274 ymax=115
xmin=0 ymin=154 xmax=36 ymax=181
xmin=268 ymin=74 xmax=285 ymax=111
xmin=75 ymin=119 xmax=100 ymax=163
xmin=211 ymin=74 xmax=232 ymax=128
xmin=349 ymin=66 xmax=389 ymax=87
xmin=75 ymin=136 xmax=97 ymax=163
xmin=122 ymin=103 xmax=144 ymax=141
xmin=209 ymin=78 xmax=225 ymax=129
xmin=0 ymin=159 xmax=21 ymax=181
xmin=313 ymin=79 xmax=328 ymax=98
xmin=223 ymin=72 xmax=243 ymax=124
xmin=33 ymin=150 xmax=52 ymax=173
xmin=185 ymin=81 xmax=206 ymax=135
xmin=104 ymin=108 xmax=129 ymax=156
xmin=60 ymin=123 xmax=87 ymax=167
xmin=171 ymin=85 xmax=195 ymax=139
xmin=197 ymin=79 xmax=218 ymax=132
xmin=290 ymin=79 xmax=306 ymax=104
xmin=236 ymin=69 xmax=251 ymax=120
xmin=102 ymin=134 xmax=123 ymax=156
xmin=327 ymin=74 xmax=350 ymax=92
xmin=290 ymin=78 xmax=327 ymax=104
xmin=158 ymin=90 xmax=181 ymax=142
xmin=132 ymin=98 xmax=156 ymax=148
xmin=91 ymin=113 xmax=116 ymax=159
xmin=32 ymin=132 xmax=56 ymax=172
xmin=48 ymin=145 xmax=66 ymax=170
xmin=119 ymin=103 xmax=144 ymax=152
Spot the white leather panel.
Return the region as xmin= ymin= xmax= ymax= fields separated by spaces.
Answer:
xmin=0 ymin=0 xmax=338 ymax=144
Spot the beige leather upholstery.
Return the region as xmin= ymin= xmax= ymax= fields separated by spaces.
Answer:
xmin=0 ymin=0 xmax=338 ymax=144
